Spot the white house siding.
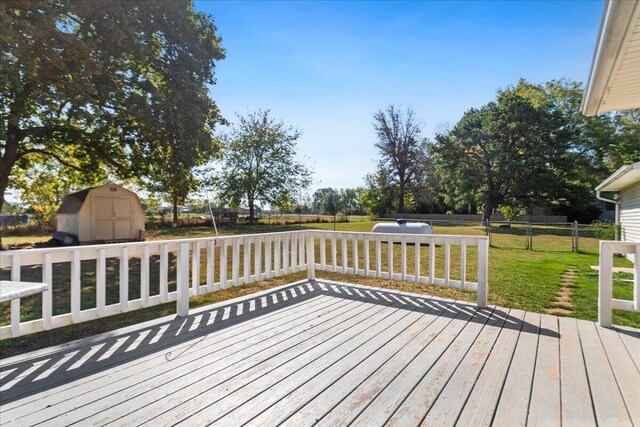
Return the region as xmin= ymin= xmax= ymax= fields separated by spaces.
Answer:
xmin=620 ymin=180 xmax=640 ymax=262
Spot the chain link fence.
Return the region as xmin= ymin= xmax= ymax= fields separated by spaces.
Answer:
xmin=410 ymin=219 xmax=617 ymax=253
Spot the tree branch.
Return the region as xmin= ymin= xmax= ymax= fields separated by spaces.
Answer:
xmin=17 ymin=149 xmax=84 ymax=171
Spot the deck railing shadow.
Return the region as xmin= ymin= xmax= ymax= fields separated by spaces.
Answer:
xmin=0 ymin=281 xmax=321 ymax=404
xmin=0 ymin=279 xmax=559 ymax=405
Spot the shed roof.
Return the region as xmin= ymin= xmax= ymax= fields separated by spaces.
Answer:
xmin=595 ymin=161 xmax=640 ymax=192
xmin=56 ymin=188 xmax=94 ymax=214
xmin=581 ymin=0 xmax=640 ymax=116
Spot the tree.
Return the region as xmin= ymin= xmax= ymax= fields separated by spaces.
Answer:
xmin=215 ymin=111 xmax=312 ymax=222
xmin=1 ymin=0 xmax=225 ymax=240
xmin=361 ymin=169 xmax=397 ymax=218
xmin=510 ymin=79 xmax=639 ymax=221
xmin=433 ymin=90 xmax=569 ymax=223
xmin=10 ymin=154 xmax=103 ymax=230
xmin=372 ymin=105 xmax=424 ymax=213
xmin=141 ymin=75 xmax=222 ymax=225
xmin=312 ymin=188 xmax=337 ymax=214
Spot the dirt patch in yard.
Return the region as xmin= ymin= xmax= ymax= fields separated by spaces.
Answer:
xmin=545 ymin=266 xmax=577 ymax=316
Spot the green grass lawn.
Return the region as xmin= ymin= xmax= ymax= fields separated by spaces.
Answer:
xmin=1 ymin=219 xmax=637 ymax=358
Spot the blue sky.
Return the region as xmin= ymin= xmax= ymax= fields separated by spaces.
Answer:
xmin=196 ymin=0 xmax=604 ymax=194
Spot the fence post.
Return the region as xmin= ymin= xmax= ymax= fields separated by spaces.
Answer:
xmin=177 ymin=242 xmax=190 ymax=317
xmin=527 ymin=222 xmax=532 ymax=250
xmin=574 ymin=221 xmax=579 ymax=252
xmin=306 ymin=231 xmax=316 ymax=281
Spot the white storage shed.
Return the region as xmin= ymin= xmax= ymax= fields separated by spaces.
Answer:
xmin=56 ymin=184 xmax=146 ymax=243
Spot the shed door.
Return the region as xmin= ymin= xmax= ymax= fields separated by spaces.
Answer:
xmin=92 ymin=196 xmax=133 ymax=241
xmin=93 ymin=196 xmax=115 ymax=241
xmin=113 ymin=197 xmax=132 ymax=240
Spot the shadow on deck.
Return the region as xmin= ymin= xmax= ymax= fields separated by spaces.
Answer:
xmin=0 ymin=280 xmax=555 ymax=404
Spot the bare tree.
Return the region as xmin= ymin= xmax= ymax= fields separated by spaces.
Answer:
xmin=372 ymin=105 xmax=424 ymax=213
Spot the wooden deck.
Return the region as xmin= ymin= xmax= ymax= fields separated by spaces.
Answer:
xmin=1 ymin=280 xmax=638 ymax=426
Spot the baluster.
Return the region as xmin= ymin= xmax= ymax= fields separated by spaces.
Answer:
xmin=119 ymin=246 xmax=129 ymax=312
xmin=352 ymin=235 xmax=359 ymax=275
xmin=342 ymin=236 xmax=348 ymax=274
xmin=274 ymin=235 xmax=281 ymax=275
xmin=415 ymin=239 xmax=421 ymax=282
xmin=97 ymin=249 xmax=106 ymax=315
xmin=10 ymin=254 xmax=21 ymax=337
xmin=71 ymin=250 xmax=81 ymax=321
xmin=388 ymin=236 xmax=394 ymax=279
xmin=375 ymin=237 xmax=381 ymax=278
xmin=160 ymin=243 xmax=169 ymax=302
xmin=43 ymin=253 xmax=53 ymax=330
xmin=266 ymin=236 xmax=273 ymax=279
xmin=331 ymin=235 xmax=337 ymax=272
xmin=243 ymin=237 xmax=251 ymax=283
xmin=320 ymin=235 xmax=326 ymax=268
xmin=141 ymin=245 xmax=150 ymax=307
xmin=291 ymin=234 xmax=297 ymax=271
xmin=401 ymin=236 xmax=407 ymax=280
xmin=364 ymin=235 xmax=370 ymax=277
xmin=444 ymin=240 xmax=450 ymax=287
xmin=192 ymin=241 xmax=201 ymax=295
xmin=429 ymin=237 xmax=435 ymax=284
xmin=232 ymin=238 xmax=240 ymax=286
xmin=298 ymin=233 xmax=305 ymax=269
xmin=255 ymin=236 xmax=262 ymax=281
xmin=220 ymin=239 xmax=228 ymax=289
xmin=283 ymin=234 xmax=290 ymax=273
xmin=207 ymin=240 xmax=215 ymax=292
xmin=460 ymin=238 xmax=467 ymax=289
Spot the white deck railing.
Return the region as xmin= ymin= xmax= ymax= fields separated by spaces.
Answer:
xmin=0 ymin=230 xmax=489 ymax=338
xmin=598 ymin=241 xmax=640 ymax=327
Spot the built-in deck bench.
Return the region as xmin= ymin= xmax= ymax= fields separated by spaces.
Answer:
xmin=0 ymin=280 xmax=48 ymax=337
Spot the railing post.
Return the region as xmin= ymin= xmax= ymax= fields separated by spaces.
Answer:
xmin=598 ymin=241 xmax=613 ymax=327
xmin=306 ymin=232 xmax=316 ymax=281
xmin=177 ymin=242 xmax=190 ymax=317
xmin=477 ymin=238 xmax=489 ymax=308
xmin=11 ymin=254 xmax=21 ymax=337
xmin=634 ymin=244 xmax=640 ymax=312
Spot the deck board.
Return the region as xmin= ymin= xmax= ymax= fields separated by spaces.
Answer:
xmin=578 ymin=319 xmax=633 ymax=426
xmin=558 ymin=317 xmax=597 ymax=427
xmin=2 ymin=294 xmax=336 ymax=415
xmin=527 ymin=314 xmax=561 ymax=426
xmin=1 ymin=279 xmax=638 ymax=427
xmin=452 ymin=309 xmax=525 ymax=427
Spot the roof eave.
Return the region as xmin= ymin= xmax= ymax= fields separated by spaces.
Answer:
xmin=595 ymin=161 xmax=640 ymax=192
xmin=581 ymin=0 xmax=640 ymax=116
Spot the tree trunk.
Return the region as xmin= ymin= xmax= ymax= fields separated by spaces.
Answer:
xmin=482 ymin=200 xmax=493 ymax=224
xmin=172 ymin=195 xmax=179 ymax=226
xmin=398 ymin=183 xmax=405 ymax=213
xmin=249 ymin=198 xmax=255 ymax=223
xmin=0 ymin=128 xmax=21 ymax=250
